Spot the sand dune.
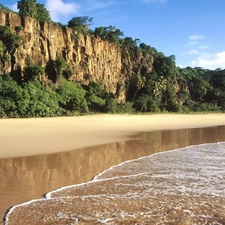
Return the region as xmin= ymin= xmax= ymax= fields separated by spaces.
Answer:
xmin=1 ymin=114 xmax=225 ymax=159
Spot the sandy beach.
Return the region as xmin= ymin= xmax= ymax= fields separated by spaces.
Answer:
xmin=2 ymin=113 xmax=225 ymax=225
xmin=1 ymin=113 xmax=225 ymax=159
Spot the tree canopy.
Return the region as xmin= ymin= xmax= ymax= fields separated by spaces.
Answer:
xmin=17 ymin=0 xmax=51 ymax=22
xmin=68 ymin=16 xmax=93 ymax=33
xmin=17 ymin=0 xmax=37 ymax=17
xmin=36 ymin=3 xmax=51 ymax=22
xmin=94 ymin=26 xmax=124 ymax=44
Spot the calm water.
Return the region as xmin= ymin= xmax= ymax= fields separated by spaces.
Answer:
xmin=1 ymin=126 xmax=225 ymax=224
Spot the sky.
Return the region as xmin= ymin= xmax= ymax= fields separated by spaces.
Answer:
xmin=1 ymin=0 xmax=225 ymax=70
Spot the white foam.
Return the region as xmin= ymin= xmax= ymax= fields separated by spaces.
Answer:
xmin=4 ymin=142 xmax=225 ymax=224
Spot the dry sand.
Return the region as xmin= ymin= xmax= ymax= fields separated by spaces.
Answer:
xmin=1 ymin=113 xmax=225 ymax=159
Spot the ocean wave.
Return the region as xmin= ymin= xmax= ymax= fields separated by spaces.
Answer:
xmin=4 ymin=142 xmax=225 ymax=225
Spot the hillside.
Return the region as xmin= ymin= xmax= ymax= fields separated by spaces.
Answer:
xmin=0 ymin=9 xmax=225 ymax=117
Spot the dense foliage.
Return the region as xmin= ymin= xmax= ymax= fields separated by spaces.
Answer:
xmin=94 ymin=26 xmax=124 ymax=44
xmin=0 ymin=73 xmax=122 ymax=117
xmin=1 ymin=57 xmax=224 ymax=118
xmin=17 ymin=0 xmax=51 ymax=22
xmin=68 ymin=16 xmax=93 ymax=34
xmin=0 ymin=2 xmax=225 ymax=117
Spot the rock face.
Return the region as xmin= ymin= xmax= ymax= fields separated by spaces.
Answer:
xmin=0 ymin=11 xmax=154 ymax=102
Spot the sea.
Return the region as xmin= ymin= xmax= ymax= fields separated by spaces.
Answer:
xmin=2 ymin=126 xmax=225 ymax=225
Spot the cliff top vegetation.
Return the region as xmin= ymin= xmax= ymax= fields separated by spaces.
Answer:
xmin=0 ymin=1 xmax=225 ymax=118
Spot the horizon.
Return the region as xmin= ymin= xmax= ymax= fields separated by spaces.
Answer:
xmin=1 ymin=0 xmax=225 ymax=70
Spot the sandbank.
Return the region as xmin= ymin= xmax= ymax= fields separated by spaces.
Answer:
xmin=1 ymin=113 xmax=225 ymax=159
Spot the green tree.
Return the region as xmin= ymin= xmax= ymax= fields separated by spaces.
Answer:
xmin=117 ymin=102 xmax=134 ymax=113
xmin=46 ymin=57 xmax=71 ymax=85
xmin=206 ymin=69 xmax=225 ymax=108
xmin=36 ymin=3 xmax=51 ymax=22
xmin=132 ymin=75 xmax=146 ymax=103
xmin=57 ymin=80 xmax=89 ymax=113
xmin=21 ymin=80 xmax=63 ymax=117
xmin=0 ymin=74 xmax=29 ymax=117
xmin=139 ymin=43 xmax=157 ymax=56
xmin=121 ymin=37 xmax=139 ymax=49
xmin=17 ymin=0 xmax=51 ymax=22
xmin=105 ymin=98 xmax=117 ymax=113
xmin=94 ymin=26 xmax=124 ymax=44
xmin=24 ymin=60 xmax=44 ymax=81
xmin=17 ymin=0 xmax=37 ymax=18
xmin=68 ymin=16 xmax=93 ymax=33
xmin=54 ymin=56 xmax=68 ymax=85
xmin=83 ymin=81 xmax=106 ymax=112
xmin=0 ymin=25 xmax=22 ymax=54
xmin=45 ymin=60 xmax=57 ymax=82
xmin=55 ymin=57 xmax=67 ymax=76
xmin=154 ymin=53 xmax=176 ymax=78
xmin=135 ymin=95 xmax=160 ymax=112
xmin=181 ymin=67 xmax=211 ymax=102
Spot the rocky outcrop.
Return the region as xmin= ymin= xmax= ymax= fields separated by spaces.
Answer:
xmin=0 ymin=11 xmax=154 ymax=102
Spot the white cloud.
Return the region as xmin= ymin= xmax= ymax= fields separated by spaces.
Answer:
xmin=198 ymin=45 xmax=208 ymax=49
xmin=85 ymin=0 xmax=116 ymax=11
xmin=189 ymin=34 xmax=205 ymax=41
xmin=10 ymin=3 xmax=18 ymax=12
xmin=188 ymin=41 xmax=197 ymax=46
xmin=188 ymin=49 xmax=199 ymax=55
xmin=188 ymin=35 xmax=207 ymax=50
xmin=187 ymin=46 xmax=208 ymax=55
xmin=190 ymin=51 xmax=225 ymax=70
xmin=46 ymin=0 xmax=80 ymax=22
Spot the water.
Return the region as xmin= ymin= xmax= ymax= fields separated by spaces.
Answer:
xmin=4 ymin=142 xmax=225 ymax=225
xmin=2 ymin=126 xmax=225 ymax=224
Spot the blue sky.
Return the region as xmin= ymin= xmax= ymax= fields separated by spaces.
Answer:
xmin=1 ymin=0 xmax=225 ymax=69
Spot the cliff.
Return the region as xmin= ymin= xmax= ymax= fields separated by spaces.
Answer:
xmin=0 ymin=11 xmax=154 ymax=103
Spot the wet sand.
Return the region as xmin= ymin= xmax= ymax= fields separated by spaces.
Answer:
xmin=4 ymin=133 xmax=225 ymax=225
xmin=1 ymin=114 xmax=225 ymax=224
xmin=1 ymin=114 xmax=225 ymax=159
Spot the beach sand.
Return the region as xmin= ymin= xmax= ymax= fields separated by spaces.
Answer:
xmin=1 ymin=113 xmax=225 ymax=225
xmin=1 ymin=114 xmax=225 ymax=159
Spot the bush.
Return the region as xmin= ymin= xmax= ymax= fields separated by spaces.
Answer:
xmin=105 ymin=98 xmax=117 ymax=113
xmin=21 ymin=80 xmax=64 ymax=117
xmin=15 ymin=26 xmax=23 ymax=33
xmin=24 ymin=62 xmax=44 ymax=81
xmin=117 ymin=102 xmax=134 ymax=113
xmin=192 ymin=102 xmax=221 ymax=112
xmin=57 ymin=80 xmax=89 ymax=113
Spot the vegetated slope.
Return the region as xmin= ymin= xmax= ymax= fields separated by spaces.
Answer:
xmin=0 ymin=9 xmax=225 ymax=117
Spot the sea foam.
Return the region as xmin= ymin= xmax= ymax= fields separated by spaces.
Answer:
xmin=5 ymin=142 xmax=225 ymax=225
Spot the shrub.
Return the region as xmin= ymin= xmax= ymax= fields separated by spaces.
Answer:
xmin=117 ymin=102 xmax=134 ymax=113
xmin=57 ymin=80 xmax=89 ymax=113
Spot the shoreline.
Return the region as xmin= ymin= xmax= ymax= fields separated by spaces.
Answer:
xmin=4 ymin=139 xmax=225 ymax=225
xmin=1 ymin=113 xmax=225 ymax=159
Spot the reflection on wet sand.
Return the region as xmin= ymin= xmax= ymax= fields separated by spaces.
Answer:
xmin=12 ymin=142 xmax=225 ymax=225
xmin=1 ymin=126 xmax=225 ymax=224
